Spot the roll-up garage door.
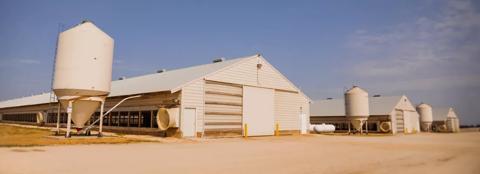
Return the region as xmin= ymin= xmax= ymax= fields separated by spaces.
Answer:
xmin=204 ymin=81 xmax=243 ymax=136
xmin=395 ymin=110 xmax=404 ymax=133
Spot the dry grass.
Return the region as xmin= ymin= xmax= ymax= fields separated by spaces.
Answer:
xmin=0 ymin=124 xmax=148 ymax=147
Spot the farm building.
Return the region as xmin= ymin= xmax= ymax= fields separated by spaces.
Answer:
xmin=0 ymin=54 xmax=311 ymax=137
xmin=310 ymin=95 xmax=420 ymax=134
xmin=431 ymin=107 xmax=460 ymax=133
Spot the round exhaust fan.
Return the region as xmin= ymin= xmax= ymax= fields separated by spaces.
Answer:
xmin=156 ymin=108 xmax=179 ymax=130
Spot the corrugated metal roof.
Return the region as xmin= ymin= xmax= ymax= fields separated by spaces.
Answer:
xmin=109 ymin=55 xmax=250 ymax=96
xmin=370 ymin=96 xmax=404 ymax=115
xmin=0 ymin=55 xmax=255 ymax=109
xmin=310 ymin=98 xmax=345 ymax=116
xmin=0 ymin=92 xmax=53 ymax=109
xmin=310 ymin=95 xmax=404 ymax=116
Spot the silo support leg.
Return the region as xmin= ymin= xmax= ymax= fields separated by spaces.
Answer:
xmin=366 ymin=121 xmax=368 ymax=135
xmin=348 ymin=121 xmax=351 ymax=135
xmin=360 ymin=122 xmax=363 ymax=134
xmin=65 ymin=100 xmax=73 ymax=138
xmin=55 ymin=103 xmax=61 ymax=135
xmin=98 ymin=101 xmax=105 ymax=137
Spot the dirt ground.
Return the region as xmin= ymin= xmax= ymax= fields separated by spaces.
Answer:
xmin=1 ymin=132 xmax=479 ymax=174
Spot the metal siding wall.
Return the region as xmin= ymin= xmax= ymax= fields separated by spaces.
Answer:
xmin=274 ymin=91 xmax=307 ymax=130
xmin=206 ymin=57 xmax=296 ymax=91
xmin=181 ymin=80 xmax=205 ymax=133
xmin=0 ymin=104 xmax=51 ymax=114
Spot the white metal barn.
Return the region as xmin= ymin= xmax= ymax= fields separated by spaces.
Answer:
xmin=310 ymin=95 xmax=420 ymax=134
xmin=0 ymin=54 xmax=310 ymax=137
xmin=432 ymin=107 xmax=460 ymax=133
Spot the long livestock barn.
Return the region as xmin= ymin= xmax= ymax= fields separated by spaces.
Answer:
xmin=0 ymin=54 xmax=311 ymax=137
xmin=310 ymin=95 xmax=420 ymax=134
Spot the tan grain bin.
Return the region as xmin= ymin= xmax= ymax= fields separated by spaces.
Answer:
xmin=344 ymin=86 xmax=369 ymax=131
xmin=416 ymin=103 xmax=433 ymax=131
xmin=53 ymin=20 xmax=114 ymax=128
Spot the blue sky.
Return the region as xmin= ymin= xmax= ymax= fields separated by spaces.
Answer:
xmin=1 ymin=0 xmax=479 ymax=124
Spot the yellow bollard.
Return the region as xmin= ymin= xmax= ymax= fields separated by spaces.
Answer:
xmin=275 ymin=123 xmax=280 ymax=136
xmin=244 ymin=123 xmax=248 ymax=138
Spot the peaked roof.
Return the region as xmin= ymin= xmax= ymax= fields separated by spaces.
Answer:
xmin=433 ymin=107 xmax=457 ymax=120
xmin=310 ymin=95 xmax=405 ymax=116
xmin=0 ymin=55 xmax=255 ymax=109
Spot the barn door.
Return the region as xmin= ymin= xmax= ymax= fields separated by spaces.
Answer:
xmin=243 ymin=86 xmax=275 ymax=136
xmin=181 ymin=108 xmax=196 ymax=137
xmin=300 ymin=112 xmax=307 ymax=134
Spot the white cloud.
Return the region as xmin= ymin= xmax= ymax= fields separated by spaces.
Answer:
xmin=365 ymin=74 xmax=480 ymax=93
xmin=342 ymin=0 xmax=480 ymax=123
xmin=347 ymin=0 xmax=480 ymax=81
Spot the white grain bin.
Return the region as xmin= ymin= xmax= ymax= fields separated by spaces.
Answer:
xmin=53 ymin=20 xmax=114 ymax=129
xmin=416 ymin=103 xmax=433 ymax=132
xmin=445 ymin=108 xmax=460 ymax=133
xmin=156 ymin=108 xmax=180 ymax=130
xmin=345 ymin=86 xmax=369 ymax=132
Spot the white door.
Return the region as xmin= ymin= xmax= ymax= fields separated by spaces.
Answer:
xmin=243 ymin=86 xmax=275 ymax=136
xmin=181 ymin=108 xmax=196 ymax=137
xmin=300 ymin=113 xmax=307 ymax=134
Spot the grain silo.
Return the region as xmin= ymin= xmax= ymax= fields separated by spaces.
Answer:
xmin=344 ymin=86 xmax=369 ymax=134
xmin=416 ymin=103 xmax=433 ymax=132
xmin=53 ymin=20 xmax=114 ymax=137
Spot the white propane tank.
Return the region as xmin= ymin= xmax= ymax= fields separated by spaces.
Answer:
xmin=310 ymin=124 xmax=336 ymax=133
xmin=345 ymin=86 xmax=369 ymax=132
xmin=416 ymin=103 xmax=433 ymax=131
xmin=52 ymin=20 xmax=114 ymax=129
xmin=156 ymin=108 xmax=180 ymax=130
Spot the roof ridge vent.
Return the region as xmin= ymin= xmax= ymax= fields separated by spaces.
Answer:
xmin=81 ymin=20 xmax=91 ymax=24
xmin=213 ymin=57 xmax=226 ymax=63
